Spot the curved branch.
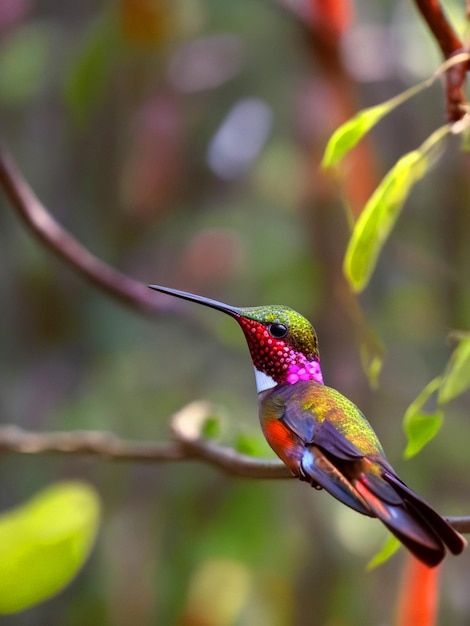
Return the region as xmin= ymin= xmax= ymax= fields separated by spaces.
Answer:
xmin=0 ymin=395 xmax=468 ymax=533
xmin=0 ymin=424 xmax=186 ymax=462
xmin=0 ymin=149 xmax=165 ymax=315
xmin=171 ymin=401 xmax=292 ymax=478
xmin=0 ymin=426 xmax=468 ymax=529
xmin=414 ymin=0 xmax=463 ymax=58
xmin=0 ymin=402 xmax=292 ymax=479
xmin=0 ymin=425 xmax=291 ymax=479
xmin=413 ymin=0 xmax=469 ymax=121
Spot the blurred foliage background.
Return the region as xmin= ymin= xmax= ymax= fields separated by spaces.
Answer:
xmin=1 ymin=0 xmax=470 ymax=624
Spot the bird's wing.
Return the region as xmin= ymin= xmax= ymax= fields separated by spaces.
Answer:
xmin=298 ymin=446 xmax=373 ymax=516
xmin=269 ymin=387 xmax=364 ymax=460
xmin=265 ymin=384 xmax=421 ymax=512
xmin=313 ymin=418 xmax=368 ymax=460
xmin=263 ymin=389 xmax=374 ymax=515
xmin=262 ymin=383 xmax=466 ymax=566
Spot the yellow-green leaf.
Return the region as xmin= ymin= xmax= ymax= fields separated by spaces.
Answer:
xmin=0 ymin=481 xmax=101 ymax=614
xmin=201 ymin=415 xmax=221 ymax=439
xmin=360 ymin=333 xmax=384 ymax=389
xmin=460 ymin=126 xmax=470 ymax=153
xmin=402 ymin=376 xmax=443 ymax=459
xmin=403 ymin=411 xmax=444 ymax=459
xmin=439 ymin=337 xmax=470 ymax=405
xmin=321 ymin=52 xmax=470 ymax=169
xmin=343 ymin=125 xmax=450 ymax=292
xmin=235 ymin=431 xmax=272 ymax=457
xmin=321 ymin=105 xmax=388 ymax=169
xmin=321 ymin=81 xmax=428 ymax=169
xmin=366 ymin=534 xmax=401 ymax=570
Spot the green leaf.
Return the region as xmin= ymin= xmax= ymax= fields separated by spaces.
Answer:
xmin=321 ymin=52 xmax=470 ymax=169
xmin=439 ymin=336 xmax=470 ymax=405
xmin=403 ymin=376 xmax=443 ymax=459
xmin=322 ymin=105 xmax=389 ymax=169
xmin=363 ymin=353 xmax=383 ymax=389
xmin=343 ymin=125 xmax=450 ymax=292
xmin=201 ymin=416 xmax=221 ymax=439
xmin=0 ymin=22 xmax=55 ymax=106
xmin=403 ymin=411 xmax=444 ymax=460
xmin=235 ymin=432 xmax=260 ymax=456
xmin=0 ymin=481 xmax=101 ymax=614
xmin=460 ymin=125 xmax=470 ymax=153
xmin=235 ymin=432 xmax=271 ymax=457
xmin=366 ymin=534 xmax=401 ymax=570
xmin=359 ymin=331 xmax=384 ymax=389
xmin=321 ymin=82 xmax=430 ymax=169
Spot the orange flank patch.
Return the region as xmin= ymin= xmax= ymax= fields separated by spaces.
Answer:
xmin=262 ymin=419 xmax=301 ymax=474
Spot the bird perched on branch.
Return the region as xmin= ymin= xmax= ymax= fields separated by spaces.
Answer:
xmin=149 ymin=284 xmax=466 ymax=567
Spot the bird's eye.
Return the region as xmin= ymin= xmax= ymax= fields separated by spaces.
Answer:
xmin=268 ymin=323 xmax=288 ymax=339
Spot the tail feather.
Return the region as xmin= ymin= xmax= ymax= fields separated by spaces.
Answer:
xmin=354 ymin=472 xmax=466 ymax=567
xmin=383 ymin=470 xmax=467 ymax=556
xmin=383 ymin=520 xmax=445 ymax=568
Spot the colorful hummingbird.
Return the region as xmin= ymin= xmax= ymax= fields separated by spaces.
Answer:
xmin=148 ymin=284 xmax=466 ymax=567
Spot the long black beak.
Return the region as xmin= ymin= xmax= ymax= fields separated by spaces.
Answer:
xmin=148 ymin=284 xmax=242 ymax=318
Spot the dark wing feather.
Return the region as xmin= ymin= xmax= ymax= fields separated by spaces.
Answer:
xmin=262 ymin=384 xmax=466 ymax=566
xmin=278 ymin=397 xmax=373 ymax=515
xmin=299 ymin=447 xmax=373 ymax=516
xmin=382 ymin=470 xmax=466 ymax=556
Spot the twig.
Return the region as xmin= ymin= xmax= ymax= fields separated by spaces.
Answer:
xmin=0 ymin=425 xmax=187 ymax=462
xmin=0 ymin=426 xmax=291 ymax=478
xmin=414 ymin=0 xmax=463 ymax=57
xmin=0 ymin=149 xmax=165 ymax=315
xmin=445 ymin=517 xmax=470 ymax=533
xmin=0 ymin=424 xmax=468 ymax=530
xmin=0 ymin=402 xmax=292 ymax=479
xmin=413 ymin=0 xmax=469 ymax=121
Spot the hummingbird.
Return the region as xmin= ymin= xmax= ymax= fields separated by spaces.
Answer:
xmin=148 ymin=284 xmax=466 ymax=567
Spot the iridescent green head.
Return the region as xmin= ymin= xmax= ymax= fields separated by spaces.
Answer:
xmin=148 ymin=285 xmax=323 ymax=390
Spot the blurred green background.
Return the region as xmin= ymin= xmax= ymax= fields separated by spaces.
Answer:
xmin=1 ymin=0 xmax=470 ymax=624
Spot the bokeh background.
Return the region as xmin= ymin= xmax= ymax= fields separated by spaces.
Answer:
xmin=1 ymin=0 xmax=470 ymax=624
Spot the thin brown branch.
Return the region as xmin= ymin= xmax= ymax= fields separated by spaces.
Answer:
xmin=445 ymin=517 xmax=470 ymax=534
xmin=414 ymin=0 xmax=463 ymax=58
xmin=171 ymin=400 xmax=292 ymax=478
xmin=0 ymin=400 xmax=292 ymax=479
xmin=0 ymin=424 xmax=291 ymax=479
xmin=0 ymin=149 xmax=165 ymax=315
xmin=413 ymin=0 xmax=469 ymax=121
xmin=0 ymin=425 xmax=186 ymax=462
xmin=0 ymin=424 xmax=468 ymax=531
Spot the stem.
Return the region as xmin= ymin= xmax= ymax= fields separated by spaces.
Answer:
xmin=0 ymin=425 xmax=292 ymax=479
xmin=413 ymin=0 xmax=469 ymax=121
xmin=0 ymin=150 xmax=164 ymax=315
